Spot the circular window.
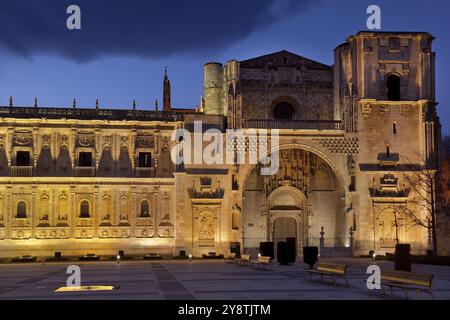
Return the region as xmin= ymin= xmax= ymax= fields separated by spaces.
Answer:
xmin=273 ymin=102 xmax=295 ymax=120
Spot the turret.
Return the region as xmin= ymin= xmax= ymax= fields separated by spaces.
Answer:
xmin=204 ymin=62 xmax=223 ymax=115
xmin=163 ymin=67 xmax=171 ymax=112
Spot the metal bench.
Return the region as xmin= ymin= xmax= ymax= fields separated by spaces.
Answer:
xmin=305 ymin=262 xmax=349 ymax=286
xmin=235 ymin=254 xmax=251 ymax=266
xmin=225 ymin=252 xmax=236 ymax=263
xmin=380 ymin=270 xmax=435 ymax=300
xmin=250 ymin=256 xmax=271 ymax=270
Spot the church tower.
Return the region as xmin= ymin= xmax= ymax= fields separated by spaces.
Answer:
xmin=163 ymin=67 xmax=171 ymax=112
xmin=334 ymin=31 xmax=444 ymax=254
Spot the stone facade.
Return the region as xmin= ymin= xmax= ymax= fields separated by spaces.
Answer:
xmin=0 ymin=31 xmax=448 ymax=258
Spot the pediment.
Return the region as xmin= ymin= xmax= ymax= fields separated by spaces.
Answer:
xmin=240 ymin=50 xmax=330 ymax=70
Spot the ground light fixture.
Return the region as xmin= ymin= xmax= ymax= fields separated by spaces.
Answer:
xmin=55 ymin=286 xmax=116 ymax=292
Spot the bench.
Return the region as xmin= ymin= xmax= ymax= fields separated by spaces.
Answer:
xmin=250 ymin=256 xmax=271 ymax=270
xmin=202 ymin=252 xmax=225 ymax=259
xmin=305 ymin=262 xmax=349 ymax=286
xmin=225 ymin=252 xmax=236 ymax=263
xmin=79 ymin=253 xmax=100 ymax=261
xmin=143 ymin=253 xmax=162 ymax=260
xmin=379 ymin=270 xmax=435 ymax=300
xmin=11 ymin=255 xmax=37 ymax=263
xmin=235 ymin=254 xmax=251 ymax=266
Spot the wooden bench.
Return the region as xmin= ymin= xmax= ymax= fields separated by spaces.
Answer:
xmin=235 ymin=254 xmax=251 ymax=266
xmin=225 ymin=252 xmax=236 ymax=263
xmin=250 ymin=256 xmax=271 ymax=270
xmin=305 ymin=262 xmax=348 ymax=286
xmin=202 ymin=252 xmax=224 ymax=259
xmin=380 ymin=270 xmax=435 ymax=300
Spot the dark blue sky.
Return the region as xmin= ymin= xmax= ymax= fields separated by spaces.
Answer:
xmin=0 ymin=0 xmax=448 ymax=134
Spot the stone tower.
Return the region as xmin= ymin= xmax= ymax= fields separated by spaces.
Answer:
xmin=334 ymin=31 xmax=439 ymax=164
xmin=203 ymin=62 xmax=224 ymax=115
xmin=334 ymin=31 xmax=443 ymax=254
xmin=203 ymin=60 xmax=240 ymax=116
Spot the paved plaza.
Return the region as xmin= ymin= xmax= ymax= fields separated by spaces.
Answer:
xmin=0 ymin=258 xmax=449 ymax=300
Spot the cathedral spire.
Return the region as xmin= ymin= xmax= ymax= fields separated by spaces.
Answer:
xmin=163 ymin=66 xmax=171 ymax=112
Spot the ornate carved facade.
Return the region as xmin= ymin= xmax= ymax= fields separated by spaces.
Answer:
xmin=0 ymin=31 xmax=448 ymax=257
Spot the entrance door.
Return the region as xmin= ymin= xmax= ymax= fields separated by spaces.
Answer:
xmin=273 ymin=217 xmax=297 ymax=255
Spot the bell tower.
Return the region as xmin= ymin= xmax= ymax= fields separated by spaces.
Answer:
xmin=334 ymin=31 xmax=439 ymax=163
xmin=163 ymin=66 xmax=171 ymax=112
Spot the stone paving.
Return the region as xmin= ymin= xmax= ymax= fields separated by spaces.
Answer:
xmin=0 ymin=258 xmax=449 ymax=300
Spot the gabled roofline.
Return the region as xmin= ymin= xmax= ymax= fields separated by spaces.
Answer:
xmin=239 ymin=49 xmax=331 ymax=69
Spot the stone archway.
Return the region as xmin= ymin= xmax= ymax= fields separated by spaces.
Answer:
xmin=242 ymin=146 xmax=347 ymax=257
xmin=267 ymin=185 xmax=307 ymax=255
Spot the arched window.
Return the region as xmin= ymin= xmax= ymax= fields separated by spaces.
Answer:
xmin=273 ymin=102 xmax=295 ymax=120
xmin=387 ymin=74 xmax=401 ymax=101
xmin=16 ymin=201 xmax=27 ymax=218
xmin=140 ymin=200 xmax=150 ymax=217
xmin=80 ymin=200 xmax=90 ymax=218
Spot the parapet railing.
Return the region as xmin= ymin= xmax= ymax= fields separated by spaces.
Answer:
xmin=135 ymin=167 xmax=156 ymax=178
xmin=0 ymin=106 xmax=183 ymax=122
xmin=2 ymin=165 xmax=163 ymax=178
xmin=74 ymin=166 xmax=96 ymax=177
xmin=10 ymin=166 xmax=33 ymax=177
xmin=243 ymin=119 xmax=343 ymax=130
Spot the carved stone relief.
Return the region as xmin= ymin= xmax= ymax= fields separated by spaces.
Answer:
xmin=76 ymin=133 xmax=95 ymax=147
xmin=136 ymin=135 xmax=155 ymax=148
xmin=13 ymin=132 xmax=33 ymax=146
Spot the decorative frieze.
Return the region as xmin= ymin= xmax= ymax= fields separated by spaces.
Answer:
xmin=313 ymin=137 xmax=359 ymax=155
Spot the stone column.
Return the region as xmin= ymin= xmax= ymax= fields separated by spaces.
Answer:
xmin=130 ymin=130 xmax=136 ymax=175
xmin=32 ymin=127 xmax=38 ymax=173
xmin=31 ymin=186 xmax=37 ymax=238
xmin=95 ymin=129 xmax=100 ymax=173
xmin=71 ymin=129 xmax=77 ymax=170
xmin=173 ymin=171 xmax=187 ymax=256
xmin=349 ymin=227 xmax=354 ymax=256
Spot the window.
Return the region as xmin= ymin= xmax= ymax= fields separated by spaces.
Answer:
xmin=387 ymin=74 xmax=401 ymax=101
xmin=393 ymin=122 xmax=397 ymax=135
xmin=79 ymin=152 xmax=92 ymax=167
xmin=386 ymin=145 xmax=390 ymax=157
xmin=16 ymin=201 xmax=27 ymax=218
xmin=273 ymin=102 xmax=295 ymax=120
xmin=140 ymin=200 xmax=150 ymax=217
xmin=80 ymin=200 xmax=90 ymax=218
xmin=16 ymin=151 xmax=31 ymax=166
xmin=138 ymin=152 xmax=152 ymax=167
xmin=388 ymin=37 xmax=400 ymax=51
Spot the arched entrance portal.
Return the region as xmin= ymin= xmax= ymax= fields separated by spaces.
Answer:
xmin=268 ymin=185 xmax=306 ymax=255
xmin=242 ymin=147 xmax=347 ymax=258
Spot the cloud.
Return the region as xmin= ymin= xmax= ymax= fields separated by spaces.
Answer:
xmin=0 ymin=0 xmax=315 ymax=62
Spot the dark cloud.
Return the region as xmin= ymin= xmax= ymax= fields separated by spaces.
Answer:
xmin=0 ymin=0 xmax=315 ymax=62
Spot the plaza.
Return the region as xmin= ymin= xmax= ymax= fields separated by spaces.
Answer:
xmin=0 ymin=258 xmax=449 ymax=300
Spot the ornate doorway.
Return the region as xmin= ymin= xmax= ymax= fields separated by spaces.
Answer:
xmin=273 ymin=217 xmax=297 ymax=243
xmin=273 ymin=217 xmax=297 ymax=255
xmin=242 ymin=146 xmax=346 ymax=257
xmin=268 ymin=186 xmax=306 ymax=256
